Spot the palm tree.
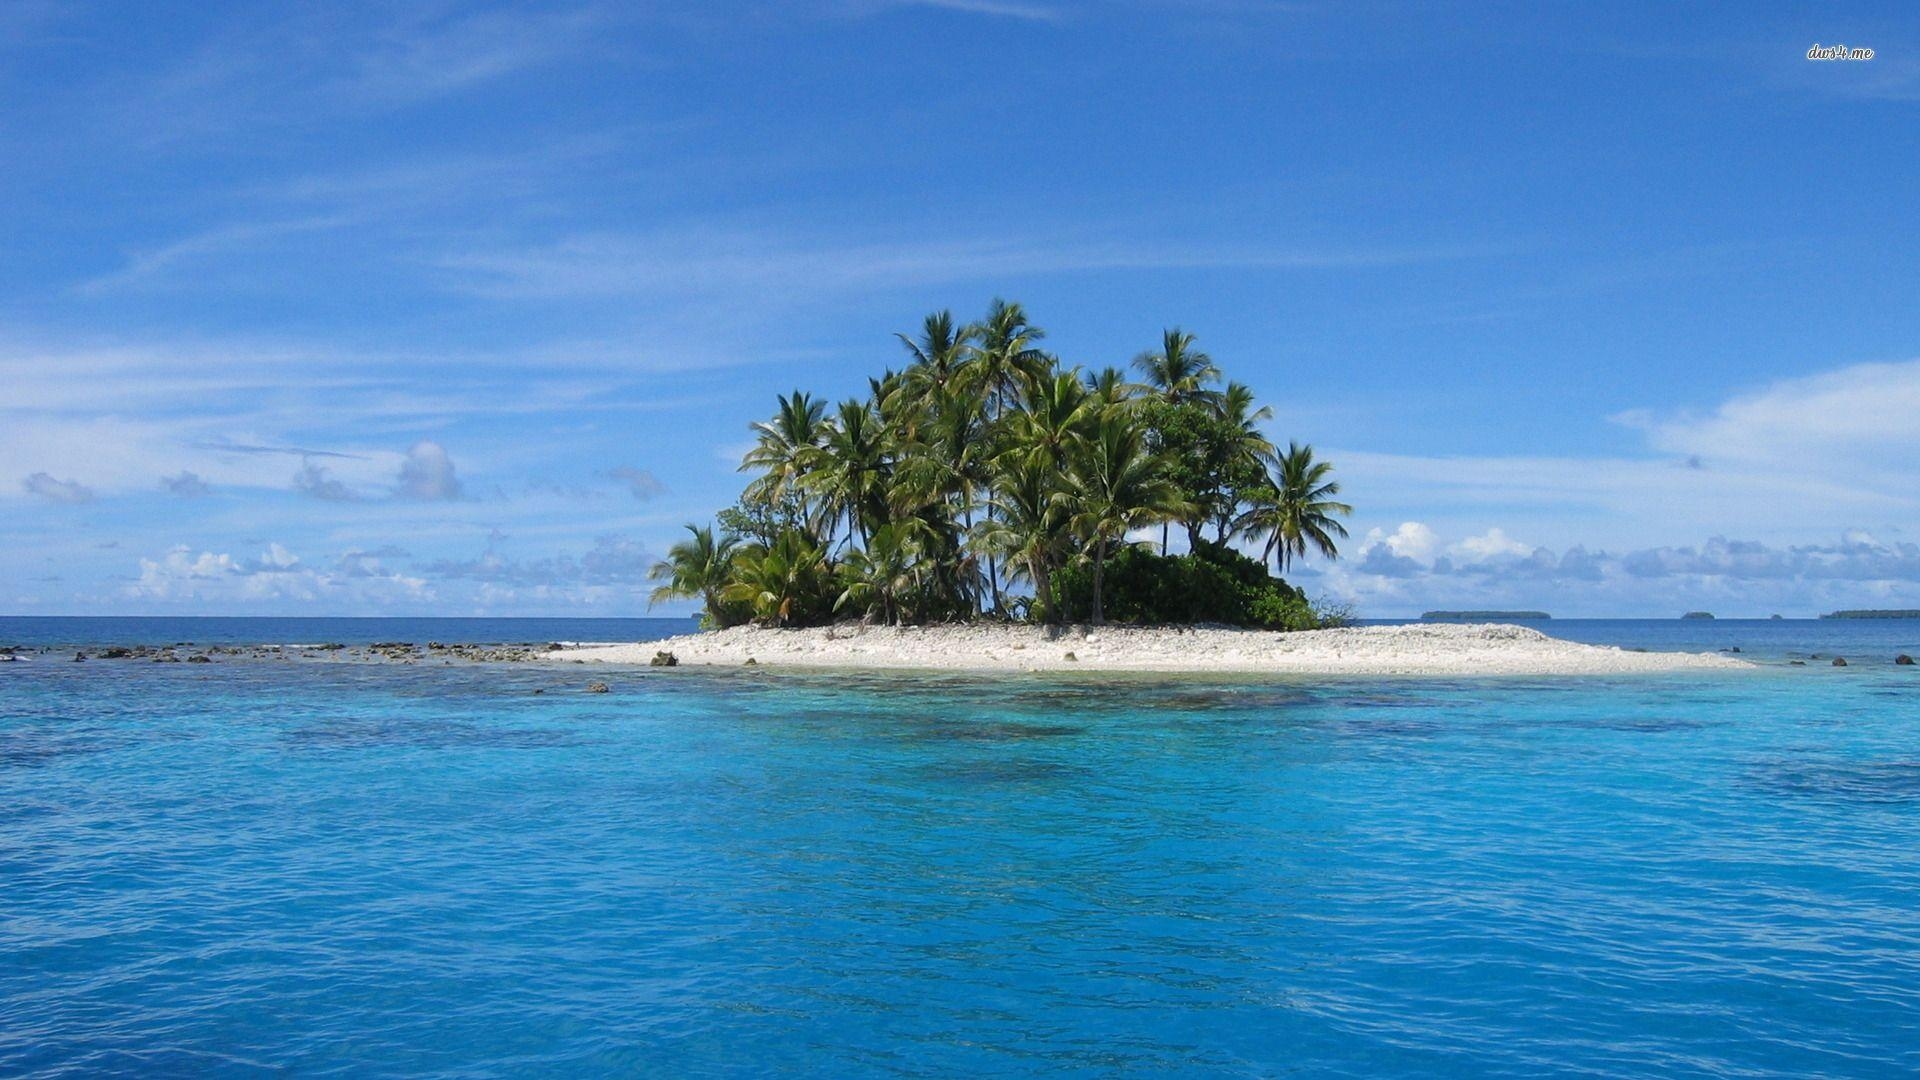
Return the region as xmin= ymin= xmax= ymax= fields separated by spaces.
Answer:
xmin=894 ymin=311 xmax=976 ymax=399
xmin=1005 ymin=371 xmax=1095 ymax=472
xmin=1082 ymin=365 xmax=1139 ymax=411
xmin=886 ymin=379 xmax=991 ymax=616
xmin=1239 ymin=442 xmax=1352 ymax=573
xmin=965 ymin=299 xmax=1049 ymax=615
xmin=721 ymin=531 xmax=828 ymax=627
xmin=1064 ymin=413 xmax=1191 ymax=623
xmin=1211 ymin=380 xmax=1275 ymax=542
xmin=741 ymin=391 xmax=828 ymax=524
xmin=835 ymin=523 xmax=920 ymax=625
xmin=1133 ymin=328 xmax=1222 ymax=408
xmin=975 ymin=457 xmax=1070 ymax=624
xmin=1220 ymin=381 xmax=1274 ymax=438
xmin=1136 ymin=330 xmax=1226 ymax=553
xmin=648 ymin=524 xmax=738 ymax=621
xmin=969 ymin=298 xmax=1050 ymax=422
xmin=809 ymin=398 xmax=890 ymax=551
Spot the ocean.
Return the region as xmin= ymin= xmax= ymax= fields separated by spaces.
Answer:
xmin=4 ymin=617 xmax=1919 ymax=1076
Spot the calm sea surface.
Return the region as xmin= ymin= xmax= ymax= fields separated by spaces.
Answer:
xmin=4 ymin=617 xmax=1919 ymax=1076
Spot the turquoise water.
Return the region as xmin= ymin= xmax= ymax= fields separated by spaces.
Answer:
xmin=4 ymin=620 xmax=1920 ymax=1076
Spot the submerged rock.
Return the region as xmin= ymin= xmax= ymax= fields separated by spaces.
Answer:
xmin=1898 ymin=655 xmax=1915 ymax=666
xmin=1832 ymin=657 xmax=1848 ymax=667
xmin=586 ymin=681 xmax=610 ymax=693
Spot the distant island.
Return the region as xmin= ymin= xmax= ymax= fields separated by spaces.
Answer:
xmin=1820 ymin=610 xmax=1920 ymax=620
xmin=1681 ymin=611 xmax=1714 ymax=620
xmin=1422 ymin=610 xmax=1551 ymax=620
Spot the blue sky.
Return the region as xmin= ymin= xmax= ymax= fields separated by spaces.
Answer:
xmin=4 ymin=1 xmax=1917 ymax=617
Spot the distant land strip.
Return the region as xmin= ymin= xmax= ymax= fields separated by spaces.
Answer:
xmin=1421 ymin=610 xmax=1551 ymax=620
xmin=1820 ymin=609 xmax=1920 ymax=620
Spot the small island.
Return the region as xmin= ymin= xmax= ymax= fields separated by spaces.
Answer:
xmin=1820 ymin=610 xmax=1920 ymax=620
xmin=621 ymin=302 xmax=1739 ymax=676
xmin=649 ymin=302 xmax=1352 ymax=635
xmin=1681 ymin=611 xmax=1715 ymax=620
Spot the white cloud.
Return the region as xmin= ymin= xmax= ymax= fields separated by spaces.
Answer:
xmin=1304 ymin=529 xmax=1920 ymax=617
xmin=1453 ymin=527 xmax=1532 ymax=561
xmin=1614 ymin=358 xmax=1920 ymax=483
xmin=253 ymin=542 xmax=301 ymax=571
xmin=134 ymin=547 xmax=242 ymax=595
xmin=129 ymin=542 xmax=430 ymax=606
xmin=1365 ymin=521 xmax=1438 ymax=561
xmin=396 ymin=441 xmax=464 ymax=501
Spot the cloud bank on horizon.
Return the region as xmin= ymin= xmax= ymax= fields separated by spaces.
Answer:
xmin=2 ymin=1 xmax=1915 ymax=617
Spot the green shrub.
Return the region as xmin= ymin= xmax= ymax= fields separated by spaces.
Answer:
xmin=1051 ymin=539 xmax=1328 ymax=629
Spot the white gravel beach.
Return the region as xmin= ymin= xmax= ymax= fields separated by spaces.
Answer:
xmin=554 ymin=622 xmax=1752 ymax=676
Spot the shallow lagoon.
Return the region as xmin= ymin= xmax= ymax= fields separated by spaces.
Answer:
xmin=4 ymin=621 xmax=1920 ymax=1076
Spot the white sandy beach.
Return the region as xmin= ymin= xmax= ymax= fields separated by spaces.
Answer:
xmin=553 ymin=622 xmax=1752 ymax=676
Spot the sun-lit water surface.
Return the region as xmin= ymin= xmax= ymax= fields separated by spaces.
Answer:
xmin=4 ymin=619 xmax=1920 ymax=1076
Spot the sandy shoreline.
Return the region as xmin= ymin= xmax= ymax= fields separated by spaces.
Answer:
xmin=553 ymin=622 xmax=1752 ymax=676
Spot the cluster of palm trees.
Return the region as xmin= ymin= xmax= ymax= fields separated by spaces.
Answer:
xmin=649 ymin=301 xmax=1352 ymax=627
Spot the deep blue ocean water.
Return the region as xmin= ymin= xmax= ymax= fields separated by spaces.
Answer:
xmin=4 ymin=618 xmax=1920 ymax=1076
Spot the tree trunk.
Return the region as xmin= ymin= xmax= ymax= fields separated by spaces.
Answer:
xmin=1161 ymin=522 xmax=1169 ymax=556
xmin=1091 ymin=537 xmax=1107 ymax=625
xmin=1029 ymin=554 xmax=1052 ymax=625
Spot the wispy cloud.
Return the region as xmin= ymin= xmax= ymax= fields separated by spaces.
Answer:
xmin=864 ymin=0 xmax=1065 ymax=22
xmin=327 ymin=6 xmax=611 ymax=106
xmin=134 ymin=4 xmax=620 ymax=143
xmin=415 ymin=533 xmax=658 ymax=588
xmin=1612 ymin=358 xmax=1920 ymax=483
xmin=194 ymin=439 xmax=368 ymax=460
xmin=77 ymin=216 xmax=357 ymax=295
xmin=434 ymin=228 xmax=1500 ymax=300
